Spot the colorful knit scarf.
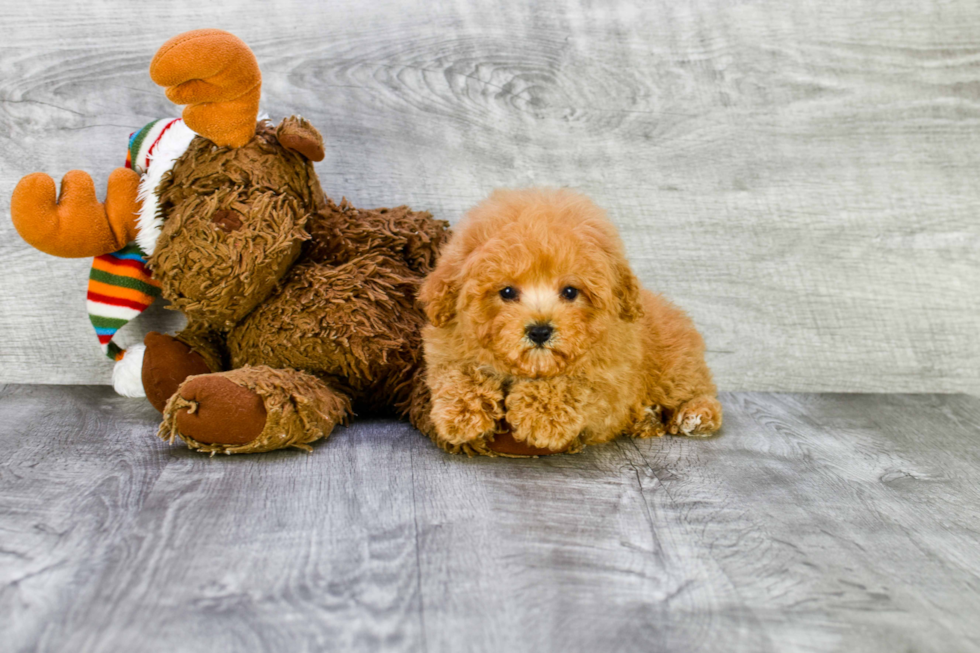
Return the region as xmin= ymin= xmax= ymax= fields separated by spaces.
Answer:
xmin=86 ymin=119 xmax=186 ymax=361
xmin=88 ymin=244 xmax=160 ymax=360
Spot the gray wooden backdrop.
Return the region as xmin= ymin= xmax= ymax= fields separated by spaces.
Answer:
xmin=1 ymin=0 xmax=978 ymax=394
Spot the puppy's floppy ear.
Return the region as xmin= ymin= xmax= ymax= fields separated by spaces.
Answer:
xmin=615 ymin=261 xmax=644 ymax=322
xmin=418 ymin=247 xmax=463 ymax=327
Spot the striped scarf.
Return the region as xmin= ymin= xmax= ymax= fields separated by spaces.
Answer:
xmin=88 ymin=244 xmax=161 ymax=361
xmin=86 ymin=119 xmax=182 ymax=361
xmin=126 ymin=117 xmax=184 ymax=174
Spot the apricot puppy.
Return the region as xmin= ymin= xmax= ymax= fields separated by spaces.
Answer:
xmin=418 ymin=188 xmax=722 ymax=456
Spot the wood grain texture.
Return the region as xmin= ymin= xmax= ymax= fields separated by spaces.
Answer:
xmin=1 ymin=0 xmax=979 ymax=393
xmin=1 ymin=387 xmax=979 ymax=652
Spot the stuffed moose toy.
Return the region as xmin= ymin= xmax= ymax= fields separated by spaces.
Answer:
xmin=10 ymin=29 xmax=459 ymax=454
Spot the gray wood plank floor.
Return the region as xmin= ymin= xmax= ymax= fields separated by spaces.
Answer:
xmin=1 ymin=387 xmax=978 ymax=652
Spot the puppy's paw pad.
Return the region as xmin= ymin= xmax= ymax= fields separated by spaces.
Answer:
xmin=671 ymin=409 xmax=709 ymax=437
xmin=670 ymin=396 xmax=722 ymax=438
xmin=677 ymin=412 xmax=702 ymax=434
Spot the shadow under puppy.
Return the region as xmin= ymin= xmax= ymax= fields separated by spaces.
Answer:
xmin=417 ymin=188 xmax=722 ymax=456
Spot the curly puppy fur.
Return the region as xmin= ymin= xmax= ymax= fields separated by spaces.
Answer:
xmin=418 ymin=188 xmax=721 ymax=455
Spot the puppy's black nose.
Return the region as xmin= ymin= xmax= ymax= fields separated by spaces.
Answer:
xmin=526 ymin=324 xmax=554 ymax=345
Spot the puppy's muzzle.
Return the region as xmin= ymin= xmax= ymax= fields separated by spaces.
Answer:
xmin=526 ymin=323 xmax=554 ymax=346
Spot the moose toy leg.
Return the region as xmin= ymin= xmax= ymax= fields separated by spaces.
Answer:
xmin=142 ymin=332 xmax=214 ymax=412
xmin=159 ymin=366 xmax=351 ymax=454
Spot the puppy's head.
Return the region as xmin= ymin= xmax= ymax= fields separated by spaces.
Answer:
xmin=420 ymin=188 xmax=642 ymax=378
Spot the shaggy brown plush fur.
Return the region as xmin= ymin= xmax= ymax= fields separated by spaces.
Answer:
xmin=418 ymin=188 xmax=721 ymax=456
xmin=145 ymin=117 xmax=450 ymax=453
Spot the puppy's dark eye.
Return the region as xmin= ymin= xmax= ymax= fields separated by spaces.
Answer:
xmin=499 ymin=286 xmax=519 ymax=301
xmin=560 ymin=286 xmax=579 ymax=301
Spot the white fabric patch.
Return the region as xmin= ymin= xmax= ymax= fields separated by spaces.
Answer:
xmin=86 ymin=299 xmax=141 ymax=321
xmin=112 ymin=343 xmax=146 ymax=398
xmin=135 ymin=120 xmax=197 ymax=256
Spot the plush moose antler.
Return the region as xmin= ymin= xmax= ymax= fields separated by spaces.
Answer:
xmin=150 ymin=28 xmax=262 ymax=148
xmin=11 ymin=168 xmax=142 ymax=258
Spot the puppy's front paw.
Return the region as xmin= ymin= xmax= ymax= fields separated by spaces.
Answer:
xmin=669 ymin=395 xmax=723 ymax=437
xmin=506 ymin=380 xmax=584 ymax=452
xmin=430 ymin=370 xmax=504 ymax=446
xmin=629 ymin=405 xmax=668 ymax=439
xmin=432 ymin=398 xmax=499 ymax=445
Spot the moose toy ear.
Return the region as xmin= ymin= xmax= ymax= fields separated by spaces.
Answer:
xmin=149 ymin=29 xmax=262 ymax=148
xmin=276 ymin=116 xmax=325 ymax=162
